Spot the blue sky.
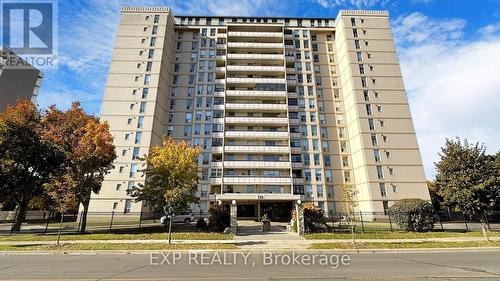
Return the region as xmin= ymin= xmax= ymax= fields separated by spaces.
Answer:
xmin=22 ymin=0 xmax=500 ymax=178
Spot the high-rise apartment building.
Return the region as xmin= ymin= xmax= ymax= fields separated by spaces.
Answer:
xmin=89 ymin=7 xmax=430 ymax=219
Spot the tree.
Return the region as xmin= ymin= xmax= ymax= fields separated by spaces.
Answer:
xmin=341 ymin=183 xmax=358 ymax=243
xmin=292 ymin=202 xmax=327 ymax=233
xmin=0 ymin=100 xmax=66 ymax=231
xmin=435 ymin=138 xmax=500 ymax=240
xmin=128 ymin=137 xmax=202 ymax=213
xmin=427 ymin=181 xmax=444 ymax=212
xmin=44 ymin=174 xmax=78 ymax=245
xmin=42 ymin=102 xmax=116 ymax=232
xmin=389 ymin=198 xmax=435 ymax=232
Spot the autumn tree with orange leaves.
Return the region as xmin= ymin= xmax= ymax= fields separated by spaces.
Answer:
xmin=43 ymin=102 xmax=116 ymax=233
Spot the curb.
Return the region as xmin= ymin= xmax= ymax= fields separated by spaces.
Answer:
xmin=1 ymin=247 xmax=500 ymax=256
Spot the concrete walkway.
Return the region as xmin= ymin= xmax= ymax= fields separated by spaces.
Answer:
xmin=234 ymin=220 xmax=308 ymax=249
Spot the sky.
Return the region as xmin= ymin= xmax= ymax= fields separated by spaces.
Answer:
xmin=14 ymin=0 xmax=500 ymax=179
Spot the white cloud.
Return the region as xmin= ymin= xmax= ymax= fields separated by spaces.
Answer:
xmin=478 ymin=22 xmax=500 ymax=35
xmin=314 ymin=0 xmax=389 ymax=8
xmin=392 ymin=13 xmax=500 ymax=179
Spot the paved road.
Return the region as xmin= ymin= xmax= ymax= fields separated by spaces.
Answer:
xmin=0 ymin=250 xmax=499 ymax=280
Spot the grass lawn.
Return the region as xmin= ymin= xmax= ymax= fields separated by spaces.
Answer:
xmin=0 ymin=232 xmax=233 ymax=242
xmin=309 ymin=240 xmax=500 ymax=250
xmin=304 ymin=230 xmax=500 ymax=240
xmin=0 ymin=243 xmax=236 ymax=251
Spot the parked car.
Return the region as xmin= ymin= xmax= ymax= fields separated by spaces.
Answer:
xmin=160 ymin=211 xmax=195 ymax=225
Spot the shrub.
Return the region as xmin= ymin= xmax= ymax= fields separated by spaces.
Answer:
xmin=389 ymin=198 xmax=435 ymax=232
xmin=292 ymin=202 xmax=328 ymax=233
xmin=208 ymin=204 xmax=230 ymax=232
xmin=195 ymin=218 xmax=207 ymax=232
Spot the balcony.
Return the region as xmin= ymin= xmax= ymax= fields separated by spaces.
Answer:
xmin=215 ymin=67 xmax=226 ymax=72
xmin=226 ymin=65 xmax=285 ymax=72
xmin=224 ymin=116 xmax=288 ymax=124
xmin=227 ymin=42 xmax=284 ymax=48
xmin=225 ymin=103 xmax=288 ymax=111
xmin=226 ymin=77 xmax=286 ymax=84
xmin=225 ymin=90 xmax=286 ymax=97
xmin=228 ymin=31 xmax=283 ymax=38
xmin=215 ymin=79 xmax=226 ymax=84
xmin=224 ymin=131 xmax=289 ymax=139
xmin=210 ymin=177 xmax=222 ymax=185
xmin=224 ymin=145 xmax=290 ymax=153
xmin=293 ymin=178 xmax=304 ymax=185
xmin=223 ymin=176 xmax=292 ymax=185
xmin=224 ymin=160 xmax=291 ymax=169
xmin=227 ymin=53 xmax=283 ymax=60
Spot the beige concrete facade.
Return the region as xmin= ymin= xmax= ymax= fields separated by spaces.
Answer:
xmin=88 ymin=7 xmax=430 ymax=217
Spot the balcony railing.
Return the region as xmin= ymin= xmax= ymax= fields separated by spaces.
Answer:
xmin=224 ymin=131 xmax=289 ymax=139
xmin=227 ymin=53 xmax=283 ymax=60
xmin=226 ymin=65 xmax=285 ymax=72
xmin=225 ymin=90 xmax=286 ymax=97
xmin=224 ymin=117 xmax=288 ymax=124
xmin=226 ymin=77 xmax=286 ymax=84
xmin=227 ymin=42 xmax=284 ymax=48
xmin=224 ymin=160 xmax=291 ymax=169
xmin=225 ymin=103 xmax=288 ymax=111
xmin=228 ymin=31 xmax=283 ymax=37
xmin=224 ymin=145 xmax=290 ymax=153
xmin=223 ymin=176 xmax=292 ymax=184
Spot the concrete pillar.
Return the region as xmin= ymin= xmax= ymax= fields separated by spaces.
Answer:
xmin=257 ymin=201 xmax=261 ymax=220
xmin=230 ymin=200 xmax=237 ymax=235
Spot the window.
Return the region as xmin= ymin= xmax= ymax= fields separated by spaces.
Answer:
xmin=132 ymin=147 xmax=140 ymax=160
xmin=361 ymin=77 xmax=367 ymax=87
xmin=150 ymin=37 xmax=156 ymax=46
xmin=127 ymin=118 xmax=132 ymax=125
xmin=371 ymin=134 xmax=378 ymax=146
xmin=392 ymin=184 xmax=398 ymax=192
xmin=353 ymin=29 xmax=358 ymax=37
xmin=184 ymin=126 xmax=192 ymax=137
xmin=148 ymin=49 xmax=154 ymax=59
xmin=374 ymin=149 xmax=381 ymax=162
xmin=368 ymin=119 xmax=375 ymax=130
xmin=380 ymin=183 xmax=387 ymax=197
xmin=376 ymin=166 xmax=384 ymax=179
xmin=139 ymin=102 xmax=146 ymax=113
xmin=317 ymin=185 xmax=324 ymax=197
xmin=144 ymin=74 xmax=151 ymax=85
xmin=152 ymin=25 xmax=158 ymax=35
xmin=129 ymin=164 xmax=138 ymax=177
xmin=125 ymin=133 xmax=130 ymax=140
xmin=357 ymin=52 xmax=363 ymax=61
xmin=137 ymin=116 xmax=144 ymax=128
xmin=124 ymin=200 xmax=132 ymax=213
xmin=389 ymin=167 xmax=395 ymax=175
xmin=113 ymin=202 xmax=118 ymax=209
xmin=354 ymin=40 xmax=360 ymax=49
xmin=364 ymin=90 xmax=369 ymax=101
xmin=185 ymin=112 xmax=192 ymax=123
xmin=135 ymin=132 xmax=142 ymax=144
xmin=359 ymin=64 xmax=365 ymax=74
xmin=351 ymin=17 xmax=356 ymax=26
xmin=366 ymin=104 xmax=372 ymax=115
xmin=385 ymin=150 xmax=392 ymax=158
xmin=154 ymin=15 xmax=160 ymax=23
xmin=142 ymin=88 xmax=149 ymax=98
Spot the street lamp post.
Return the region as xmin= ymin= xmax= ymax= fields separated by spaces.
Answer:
xmin=296 ymin=199 xmax=302 ymax=236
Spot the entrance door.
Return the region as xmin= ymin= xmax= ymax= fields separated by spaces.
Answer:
xmin=260 ymin=202 xmax=292 ymax=221
xmin=237 ymin=204 xmax=256 ymax=218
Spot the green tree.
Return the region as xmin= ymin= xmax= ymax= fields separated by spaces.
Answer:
xmin=341 ymin=183 xmax=358 ymax=243
xmin=435 ymin=138 xmax=500 ymax=240
xmin=129 ymin=137 xmax=202 ymax=213
xmin=0 ymin=100 xmax=66 ymax=232
xmin=42 ymin=102 xmax=116 ymax=232
xmin=389 ymin=198 xmax=435 ymax=232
